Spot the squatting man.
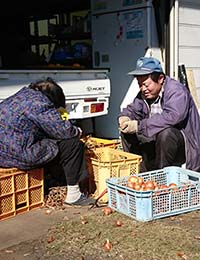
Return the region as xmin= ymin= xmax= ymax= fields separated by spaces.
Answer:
xmin=118 ymin=57 xmax=200 ymax=172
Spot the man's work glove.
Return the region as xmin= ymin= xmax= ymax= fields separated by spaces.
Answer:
xmin=118 ymin=116 xmax=130 ymax=131
xmin=120 ymin=120 xmax=138 ymax=134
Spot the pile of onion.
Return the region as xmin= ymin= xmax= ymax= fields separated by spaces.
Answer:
xmin=126 ymin=175 xmax=157 ymax=191
xmin=126 ymin=175 xmax=178 ymax=192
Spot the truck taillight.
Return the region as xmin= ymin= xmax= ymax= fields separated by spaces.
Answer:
xmin=91 ymin=103 xmax=104 ymax=113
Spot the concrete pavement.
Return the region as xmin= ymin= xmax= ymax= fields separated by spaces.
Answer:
xmin=0 ymin=205 xmax=93 ymax=251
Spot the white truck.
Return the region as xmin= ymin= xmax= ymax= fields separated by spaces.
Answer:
xmin=0 ymin=69 xmax=110 ymax=133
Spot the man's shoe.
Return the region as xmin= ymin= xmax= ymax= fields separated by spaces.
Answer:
xmin=64 ymin=194 xmax=95 ymax=206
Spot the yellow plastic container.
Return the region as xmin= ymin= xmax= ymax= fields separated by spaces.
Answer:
xmin=86 ymin=147 xmax=142 ymax=202
xmin=82 ymin=136 xmax=120 ymax=150
xmin=0 ymin=168 xmax=44 ymax=221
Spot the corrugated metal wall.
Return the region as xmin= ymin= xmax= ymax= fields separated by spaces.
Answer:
xmin=179 ymin=0 xmax=200 ymax=106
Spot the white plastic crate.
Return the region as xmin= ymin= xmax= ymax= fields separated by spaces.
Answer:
xmin=106 ymin=166 xmax=200 ymax=222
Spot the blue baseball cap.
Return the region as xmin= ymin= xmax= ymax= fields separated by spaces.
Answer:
xmin=128 ymin=57 xmax=163 ymax=76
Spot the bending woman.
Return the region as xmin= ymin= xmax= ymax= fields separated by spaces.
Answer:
xmin=0 ymin=77 xmax=92 ymax=205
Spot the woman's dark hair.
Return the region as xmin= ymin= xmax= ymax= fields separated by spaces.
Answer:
xmin=28 ymin=77 xmax=65 ymax=108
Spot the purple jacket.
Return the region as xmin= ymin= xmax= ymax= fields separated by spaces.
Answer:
xmin=0 ymin=87 xmax=80 ymax=169
xmin=119 ymin=76 xmax=200 ymax=171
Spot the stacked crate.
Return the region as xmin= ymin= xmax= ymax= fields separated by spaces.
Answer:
xmin=84 ymin=137 xmax=142 ymax=202
xmin=0 ymin=168 xmax=44 ymax=221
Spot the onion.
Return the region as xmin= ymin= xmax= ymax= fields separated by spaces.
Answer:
xmin=115 ymin=220 xmax=122 ymax=227
xmin=153 ymin=181 xmax=158 ymax=187
xmin=169 ymin=183 xmax=177 ymax=188
xmin=102 ymin=206 xmax=112 ymax=216
xmin=45 ymin=209 xmax=52 ymax=215
xmin=104 ymin=239 xmax=112 ymax=251
xmin=169 ymin=182 xmax=178 ymax=192
xmin=137 ymin=177 xmax=144 ymax=185
xmin=128 ymin=175 xmax=138 ymax=184
xmin=140 ymin=183 xmax=146 ymax=191
xmin=127 ymin=181 xmax=135 ymax=189
xmin=160 ymin=184 xmax=168 ymax=189
xmin=144 ymin=180 xmax=155 ymax=190
xmin=134 ymin=183 xmax=141 ymax=191
xmin=160 ymin=184 xmax=169 ymax=193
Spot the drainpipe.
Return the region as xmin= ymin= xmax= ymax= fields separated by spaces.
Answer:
xmin=169 ymin=0 xmax=179 ymax=79
xmin=174 ymin=0 xmax=179 ymax=80
xmin=169 ymin=1 xmax=174 ymax=78
xmin=147 ymin=2 xmax=151 ymax=51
